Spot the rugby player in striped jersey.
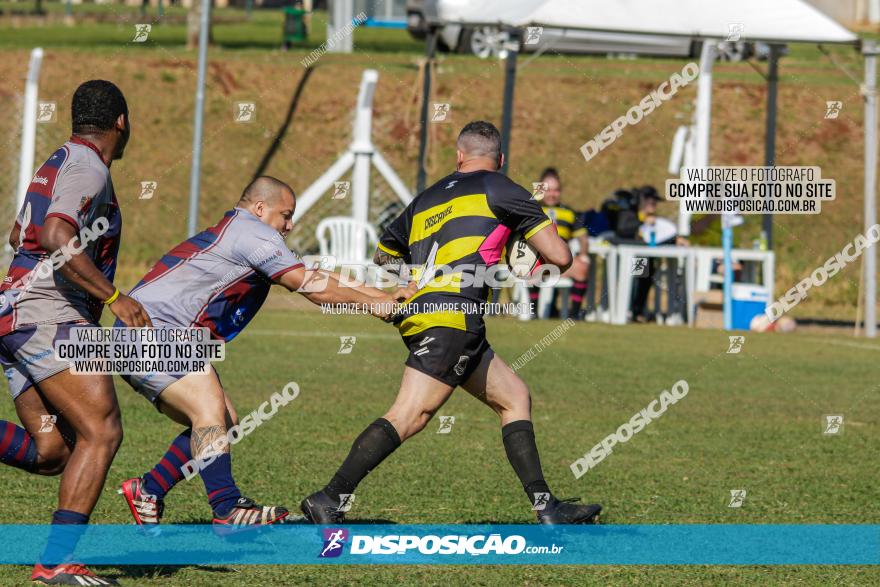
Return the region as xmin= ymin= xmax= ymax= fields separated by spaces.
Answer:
xmin=300 ymin=121 xmax=601 ymax=525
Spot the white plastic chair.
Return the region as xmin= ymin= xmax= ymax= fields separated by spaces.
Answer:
xmin=315 ymin=217 xmax=379 ymax=283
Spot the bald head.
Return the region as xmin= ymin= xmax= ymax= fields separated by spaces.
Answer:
xmin=238 ymin=176 xmax=296 ymax=238
xmin=239 ymin=176 xmax=294 ymax=207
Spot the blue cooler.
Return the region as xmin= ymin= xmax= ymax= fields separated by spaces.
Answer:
xmin=731 ymin=283 xmax=769 ymax=330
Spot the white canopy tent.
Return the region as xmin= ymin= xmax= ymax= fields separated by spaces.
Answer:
xmin=415 ymin=0 xmax=871 ymax=334
xmin=435 ymin=0 xmax=855 ymax=45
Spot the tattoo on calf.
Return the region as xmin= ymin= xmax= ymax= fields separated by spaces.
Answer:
xmin=192 ymin=425 xmax=228 ymax=460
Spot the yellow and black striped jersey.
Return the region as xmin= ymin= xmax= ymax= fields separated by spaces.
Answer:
xmin=379 ymin=170 xmax=551 ymax=336
xmin=542 ymin=204 xmax=586 ymax=242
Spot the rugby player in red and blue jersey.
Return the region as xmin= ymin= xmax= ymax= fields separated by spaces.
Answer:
xmin=0 ymin=80 xmax=150 ymax=586
xmin=118 ymin=176 xmax=415 ymax=533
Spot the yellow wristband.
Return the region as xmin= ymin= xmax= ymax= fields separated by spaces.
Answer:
xmin=103 ymin=288 xmax=120 ymax=305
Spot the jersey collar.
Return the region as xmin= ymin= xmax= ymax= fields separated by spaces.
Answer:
xmin=69 ymin=135 xmax=110 ymax=167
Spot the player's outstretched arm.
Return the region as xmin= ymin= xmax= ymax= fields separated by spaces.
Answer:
xmin=39 ymin=217 xmax=153 ymax=327
xmin=277 ymin=267 xmax=413 ymax=320
xmin=526 ymin=223 xmax=573 ymax=272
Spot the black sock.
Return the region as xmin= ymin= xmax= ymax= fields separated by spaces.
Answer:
xmin=502 ymin=420 xmax=555 ymax=508
xmin=324 ymin=418 xmax=401 ymax=501
xmin=570 ymin=280 xmax=588 ymax=314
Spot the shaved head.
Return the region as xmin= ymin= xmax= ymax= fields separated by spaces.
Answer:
xmin=239 ymin=176 xmax=294 ymax=206
xmin=238 ymin=175 xmax=296 ymax=238
xmin=457 ymin=120 xmax=502 ymax=161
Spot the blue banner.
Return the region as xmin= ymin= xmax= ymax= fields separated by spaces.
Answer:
xmin=0 ymin=525 xmax=876 ymax=565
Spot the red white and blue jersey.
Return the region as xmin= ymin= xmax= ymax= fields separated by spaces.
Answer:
xmin=127 ymin=208 xmax=303 ymax=342
xmin=0 ymin=136 xmax=121 ymax=336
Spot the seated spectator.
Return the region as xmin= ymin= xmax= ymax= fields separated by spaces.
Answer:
xmin=530 ymin=167 xmax=590 ymax=319
xmin=636 ymin=186 xmax=677 ymax=245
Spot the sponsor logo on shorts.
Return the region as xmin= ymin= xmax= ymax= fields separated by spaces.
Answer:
xmin=413 ymin=336 xmax=432 ymax=357
xmin=453 ymin=355 xmax=469 ymax=376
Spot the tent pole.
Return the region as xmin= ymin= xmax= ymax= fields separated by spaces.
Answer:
xmin=500 ymin=30 xmax=520 ymax=175
xmin=762 ymin=44 xmax=781 ymax=251
xmin=863 ymin=40 xmax=878 ymax=338
xmin=694 ymin=42 xmax=733 ymax=329
xmin=416 ymin=29 xmax=438 ymax=194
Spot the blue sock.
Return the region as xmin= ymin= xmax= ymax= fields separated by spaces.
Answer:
xmin=142 ymin=429 xmax=192 ymax=499
xmin=0 ymin=420 xmax=38 ymax=472
xmin=200 ymin=453 xmax=241 ymax=517
xmin=40 ymin=510 xmax=89 ymax=566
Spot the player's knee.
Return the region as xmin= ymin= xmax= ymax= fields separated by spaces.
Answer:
xmin=103 ymin=418 xmax=124 ymax=453
xmin=81 ymin=413 xmax=123 ymax=452
xmin=410 ymin=410 xmax=435 ymax=437
xmin=33 ymin=441 xmax=71 ymax=476
xmin=384 ymin=408 xmax=431 ymax=441
xmin=189 ymin=389 xmax=228 ymax=425
xmin=36 ymin=451 xmax=69 ymax=476
xmin=500 ymin=382 xmax=531 ymax=416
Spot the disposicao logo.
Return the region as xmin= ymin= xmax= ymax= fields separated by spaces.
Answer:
xmin=319 ymin=528 xmax=348 ymax=558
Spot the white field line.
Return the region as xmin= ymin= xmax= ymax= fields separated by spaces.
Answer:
xmin=245 ymin=329 xmax=399 ymax=341
xmin=801 ymin=338 xmax=880 ymax=352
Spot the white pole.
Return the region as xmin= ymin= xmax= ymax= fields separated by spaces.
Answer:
xmin=328 ymin=0 xmax=353 ymax=54
xmin=668 ymin=125 xmax=688 ymax=176
xmin=351 ymin=70 xmax=376 ymax=246
xmin=292 ymin=69 xmax=412 ymax=227
xmin=693 ymin=42 xmax=731 ymax=328
xmin=16 ymin=47 xmax=43 ymax=215
xmin=351 ymin=70 xmax=377 ymax=152
xmin=187 ymin=0 xmax=212 ymax=237
xmin=678 ymin=43 xmax=715 ymax=237
xmin=863 ymin=41 xmax=877 ymax=338
xmin=694 ymin=43 xmax=714 ymax=174
xmin=326 ymin=0 xmax=338 ymax=51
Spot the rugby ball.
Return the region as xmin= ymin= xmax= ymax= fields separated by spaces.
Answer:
xmin=750 ymin=314 xmax=797 ymax=333
xmin=505 ymin=234 xmax=542 ymax=278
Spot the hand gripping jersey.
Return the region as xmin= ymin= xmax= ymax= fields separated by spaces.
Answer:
xmin=378 ymin=169 xmax=551 ymax=337
xmin=126 ymin=208 xmax=303 ymax=342
xmin=0 ymin=137 xmax=121 ymax=335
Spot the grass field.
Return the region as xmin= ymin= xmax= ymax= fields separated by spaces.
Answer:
xmin=0 ymin=307 xmax=876 ymax=584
